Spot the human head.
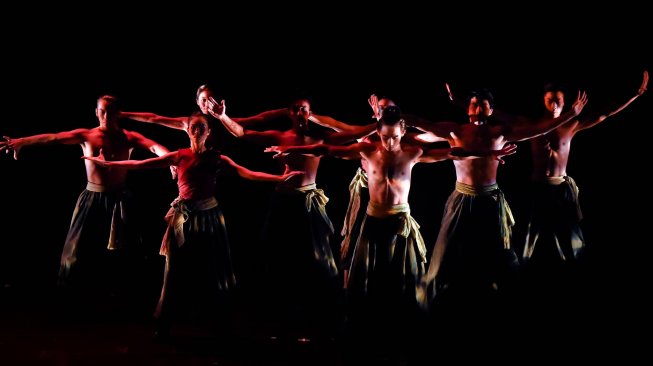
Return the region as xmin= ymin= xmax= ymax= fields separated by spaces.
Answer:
xmin=377 ymin=96 xmax=396 ymax=114
xmin=376 ymin=105 xmax=405 ymax=151
xmin=196 ymin=84 xmax=215 ymax=115
xmin=288 ymin=93 xmax=312 ymax=133
xmin=96 ymin=95 xmax=120 ymax=126
xmin=466 ymin=89 xmax=494 ymax=124
xmin=187 ymin=114 xmax=211 ymax=145
xmin=543 ymin=83 xmax=565 ymax=118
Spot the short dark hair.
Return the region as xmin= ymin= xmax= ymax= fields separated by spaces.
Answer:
xmin=543 ymin=82 xmax=565 ymax=95
xmin=97 ymin=95 xmax=119 ymax=111
xmin=288 ymin=90 xmax=313 ymax=108
xmin=196 ymin=84 xmax=213 ymax=100
xmin=467 ymin=88 xmax=494 ymax=109
xmin=376 ymin=105 xmax=405 ymax=130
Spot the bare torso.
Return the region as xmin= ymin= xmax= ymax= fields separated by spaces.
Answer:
xmin=274 ymin=129 xmax=323 ymax=190
xmin=530 ymin=120 xmax=577 ymax=180
xmin=361 ymin=143 xmax=420 ymax=206
xmin=81 ymin=127 xmax=134 ymax=187
xmin=450 ymin=123 xmax=506 ymax=186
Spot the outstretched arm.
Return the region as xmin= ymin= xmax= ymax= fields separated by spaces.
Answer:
xmin=208 ymin=98 xmax=287 ymax=128
xmin=505 ymin=91 xmax=588 ymax=141
xmin=323 ymin=124 xmax=377 ymax=145
xmin=120 ymin=112 xmax=188 ymax=130
xmin=404 ymin=114 xmax=451 ymax=143
xmin=265 ymin=142 xmax=372 ymax=160
xmin=220 ymin=155 xmax=304 ymax=182
xmin=419 ymin=143 xmax=517 ymax=163
xmin=1 ymin=129 xmax=88 ymax=160
xmin=208 ymin=100 xmax=282 ymax=145
xmin=576 ymin=70 xmax=648 ymax=132
xmin=309 ymin=114 xmax=359 ymax=132
xmin=83 ymin=151 xmax=179 ymax=170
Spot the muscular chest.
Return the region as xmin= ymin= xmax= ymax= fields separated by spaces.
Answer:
xmin=541 ymin=128 xmax=574 ymax=151
xmin=86 ymin=132 xmax=130 ymax=160
xmin=368 ymin=152 xmax=408 ymax=181
xmin=457 ymin=125 xmax=500 ymax=149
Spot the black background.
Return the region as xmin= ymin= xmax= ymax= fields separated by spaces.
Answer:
xmin=0 ymin=8 xmax=650 ymax=350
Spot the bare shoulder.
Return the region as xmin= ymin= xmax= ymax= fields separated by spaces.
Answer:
xmin=402 ymin=143 xmax=424 ymax=157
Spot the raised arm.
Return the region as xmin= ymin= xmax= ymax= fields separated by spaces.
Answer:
xmin=219 ymin=155 xmax=304 ymax=182
xmin=505 ymin=91 xmax=588 ymax=141
xmin=575 ymin=70 xmax=647 ymax=132
xmin=1 ymin=129 xmax=88 ymax=160
xmin=120 ymin=112 xmax=188 ymax=130
xmin=83 ymin=151 xmax=179 ymax=170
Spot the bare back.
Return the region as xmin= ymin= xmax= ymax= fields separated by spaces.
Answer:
xmin=81 ymin=127 xmax=135 ymax=187
xmin=450 ymin=124 xmax=506 ymax=186
xmin=361 ymin=143 xmax=421 ymax=206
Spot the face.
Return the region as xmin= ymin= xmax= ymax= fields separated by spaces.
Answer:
xmin=187 ymin=118 xmax=210 ymax=143
xmin=289 ymin=99 xmax=311 ymax=131
xmin=467 ymin=96 xmax=493 ymax=123
xmin=543 ymin=91 xmax=564 ymax=118
xmin=96 ymin=99 xmax=118 ymax=125
xmin=196 ymin=90 xmax=213 ymax=115
xmin=378 ymin=123 xmax=404 ymax=151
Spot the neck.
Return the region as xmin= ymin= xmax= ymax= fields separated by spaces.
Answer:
xmin=99 ymin=122 xmax=119 ymax=131
xmin=190 ymin=141 xmax=206 ymax=153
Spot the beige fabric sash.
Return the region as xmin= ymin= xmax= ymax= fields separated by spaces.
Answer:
xmin=455 ymin=181 xmax=514 ymax=249
xmin=160 ymin=196 xmax=218 ymax=256
xmin=366 ymin=201 xmax=427 ymax=263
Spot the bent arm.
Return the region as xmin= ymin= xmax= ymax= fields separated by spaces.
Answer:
xmin=120 ymin=112 xmax=187 ymax=130
xmin=127 ymin=131 xmax=171 ymax=156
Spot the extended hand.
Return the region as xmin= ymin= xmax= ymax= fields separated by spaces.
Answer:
xmin=571 ymin=91 xmax=588 ymax=115
xmin=264 ymin=146 xmax=287 ymax=159
xmin=368 ymin=94 xmax=381 ymax=120
xmin=81 ymin=149 xmax=110 ymax=166
xmin=1 ymin=136 xmax=22 ymax=160
xmin=638 ymin=70 xmax=648 ymax=96
xmin=207 ymin=97 xmax=226 ymax=119
xmin=282 ymin=170 xmax=305 ymax=181
xmin=495 ymin=143 xmax=517 ymax=164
